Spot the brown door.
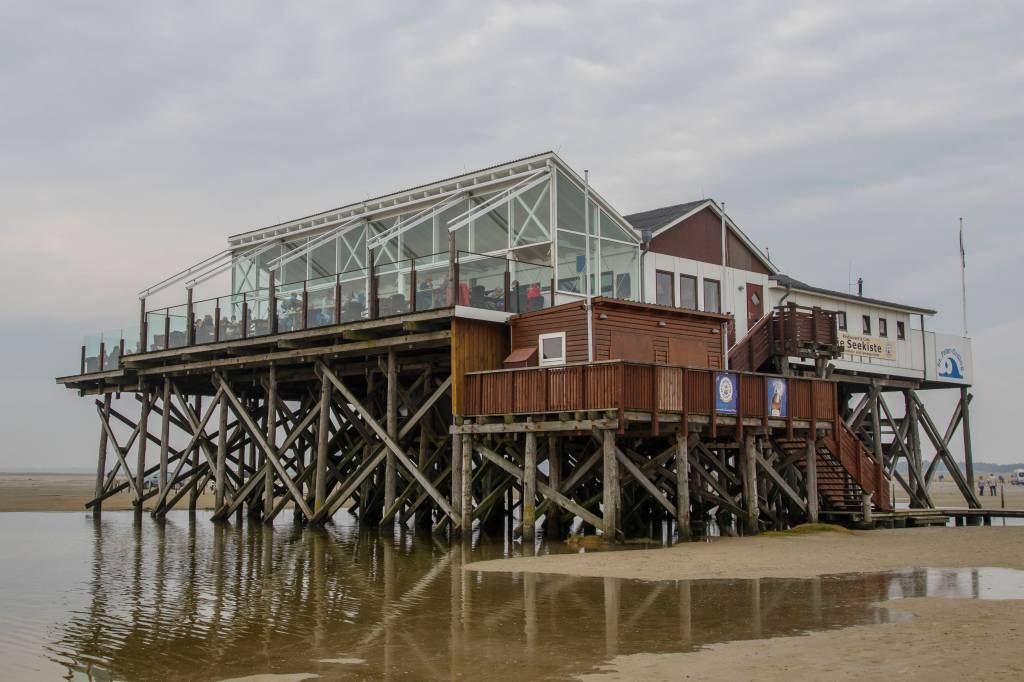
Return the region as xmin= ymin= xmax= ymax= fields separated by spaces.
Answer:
xmin=746 ymin=283 xmax=764 ymax=330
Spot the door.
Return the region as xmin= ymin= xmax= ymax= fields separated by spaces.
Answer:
xmin=746 ymin=283 xmax=764 ymax=331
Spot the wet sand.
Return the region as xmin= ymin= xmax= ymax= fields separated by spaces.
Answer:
xmin=470 ymin=526 xmax=1024 ymax=580
xmin=471 ymin=528 xmax=1024 ymax=681
xmin=0 ymin=474 xmax=217 ymax=511
xmin=577 ymin=598 xmax=1024 ymax=681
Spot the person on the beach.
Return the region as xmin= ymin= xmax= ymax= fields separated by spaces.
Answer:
xmin=978 ymin=478 xmax=985 ymax=496
xmin=989 ymin=475 xmax=998 ymax=496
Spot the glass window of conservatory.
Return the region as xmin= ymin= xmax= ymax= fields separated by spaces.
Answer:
xmin=556 ymin=171 xmax=586 ymax=234
xmin=511 ymin=181 xmax=550 ymax=247
xmin=338 ymin=224 xmax=366 ymax=273
xmin=600 ymin=208 xmax=635 ymax=242
xmin=310 ymin=236 xmax=336 ymax=279
xmin=441 ymin=197 xmax=470 ymax=254
xmin=470 ymin=193 xmax=509 ymax=254
xmin=281 ymin=238 xmax=308 ymax=285
xmin=599 ymin=238 xmax=638 ymax=301
xmin=400 ymin=215 xmax=434 ymax=261
xmin=556 ymin=229 xmax=586 ymax=294
xmin=371 ymin=217 xmax=399 ymax=265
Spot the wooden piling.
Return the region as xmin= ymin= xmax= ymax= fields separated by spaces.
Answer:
xmin=135 ymin=388 xmax=150 ymax=513
xmin=93 ymin=394 xmax=112 ymax=515
xmin=158 ymin=378 xmax=171 ymax=502
xmin=450 ymin=429 xmax=463 ymax=536
xmin=523 ymin=431 xmax=537 ymax=545
xmin=675 ymin=431 xmax=691 ymax=541
xmin=215 ymin=392 xmax=228 ymax=513
xmin=384 ymin=350 xmax=398 ymax=517
xmin=314 ymin=373 xmax=332 ymax=514
xmin=602 ymin=429 xmax=619 ymax=540
xmin=460 ymin=430 xmax=472 ymax=534
xmin=741 ymin=433 xmax=759 ymax=535
xmin=805 ymin=435 xmax=819 ymax=524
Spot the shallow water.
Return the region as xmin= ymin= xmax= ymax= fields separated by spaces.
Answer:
xmin=0 ymin=512 xmax=1020 ymax=681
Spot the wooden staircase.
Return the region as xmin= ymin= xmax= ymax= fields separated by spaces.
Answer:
xmin=778 ymin=420 xmax=892 ymax=514
xmin=729 ymin=303 xmax=840 ymax=373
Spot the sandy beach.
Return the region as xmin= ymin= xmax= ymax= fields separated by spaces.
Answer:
xmin=0 ymin=474 xmax=218 ymax=512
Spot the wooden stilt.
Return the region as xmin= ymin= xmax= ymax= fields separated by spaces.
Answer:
xmin=805 ymin=434 xmax=819 ymax=524
xmin=135 ymin=388 xmax=150 ymax=514
xmin=93 ymin=394 xmax=112 ymax=515
xmin=674 ymin=431 xmax=691 ymax=541
xmin=189 ymin=395 xmax=201 ymax=512
xmin=314 ymin=373 xmax=332 ymax=515
xmin=961 ymin=386 xmax=975 ymax=492
xmin=158 ymin=378 xmax=171 ymax=503
xmin=215 ymin=392 xmax=228 ymax=514
xmin=602 ymin=429 xmax=619 ymax=540
xmin=523 ymin=431 xmax=537 ymax=545
xmin=384 ymin=350 xmax=398 ymax=518
xmin=741 ymin=433 xmax=759 ymax=535
xmin=264 ymin=367 xmax=277 ymax=522
xmin=460 ymin=430 xmax=473 ymax=534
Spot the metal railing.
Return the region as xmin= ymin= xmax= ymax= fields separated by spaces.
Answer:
xmin=78 ymin=251 xmax=555 ymax=374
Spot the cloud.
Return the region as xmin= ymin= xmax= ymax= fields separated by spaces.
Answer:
xmin=0 ymin=0 xmax=1022 ymax=466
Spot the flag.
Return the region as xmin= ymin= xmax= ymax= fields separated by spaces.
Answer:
xmin=959 ymin=221 xmax=966 ymax=269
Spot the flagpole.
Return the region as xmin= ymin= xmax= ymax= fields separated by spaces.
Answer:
xmin=960 ymin=217 xmax=968 ymax=337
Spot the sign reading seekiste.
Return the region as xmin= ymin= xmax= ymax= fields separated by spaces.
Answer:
xmin=838 ymin=331 xmax=895 ymax=361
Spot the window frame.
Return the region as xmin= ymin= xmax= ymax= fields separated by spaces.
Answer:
xmin=836 ymin=311 xmax=847 ymax=331
xmin=655 ymin=270 xmax=675 ymax=307
xmin=538 ymin=331 xmax=567 ymax=366
xmin=896 ymin=320 xmax=906 ymax=340
xmin=878 ymin=317 xmax=888 ymax=338
xmin=679 ymin=274 xmax=698 ymax=310
xmin=862 ymin=315 xmax=872 ymax=335
xmin=703 ymin=278 xmax=721 ymax=314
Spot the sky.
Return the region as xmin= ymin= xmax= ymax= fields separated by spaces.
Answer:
xmin=1 ymin=1 xmax=1022 ymax=469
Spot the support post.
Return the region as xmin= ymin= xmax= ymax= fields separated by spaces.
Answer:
xmin=93 ymin=394 xmax=112 ymax=515
xmin=189 ymin=395 xmax=201 ymax=512
xmin=961 ymin=386 xmax=975 ymax=492
xmin=675 ymin=431 xmax=691 ymax=540
xmin=741 ymin=433 xmax=760 ymax=535
xmin=215 ymin=391 xmax=228 ymax=513
xmin=158 ymin=378 xmax=171 ymax=503
xmin=523 ymin=432 xmax=537 ymax=545
xmin=602 ymin=429 xmax=619 ymax=540
xmin=460 ymin=430 xmax=473 ymax=533
xmin=384 ymin=350 xmax=398 ymax=519
xmin=861 ymin=492 xmax=873 ymax=525
xmin=135 ymin=387 xmax=150 ymax=514
xmin=451 ymin=427 xmax=463 ymax=535
xmin=264 ymin=366 xmax=277 ymax=522
xmin=546 ymin=435 xmax=561 ymax=540
xmin=805 ymin=435 xmax=819 ymax=524
xmin=314 ymin=372 xmax=331 ymax=515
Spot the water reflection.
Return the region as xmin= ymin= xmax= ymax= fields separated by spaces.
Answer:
xmin=0 ymin=512 xmax=1013 ymax=681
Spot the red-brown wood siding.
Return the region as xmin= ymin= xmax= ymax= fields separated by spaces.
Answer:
xmin=592 ymin=302 xmax=723 ymax=368
xmin=648 ymin=207 xmax=770 ymax=276
xmin=451 ymin=317 xmax=509 ymax=415
xmin=509 ymin=303 xmax=588 ymax=363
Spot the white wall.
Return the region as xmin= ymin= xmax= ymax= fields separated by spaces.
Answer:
xmin=641 ymin=252 xmax=770 ymax=339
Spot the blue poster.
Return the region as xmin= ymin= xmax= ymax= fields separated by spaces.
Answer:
xmin=715 ymin=372 xmax=738 ymax=414
xmin=766 ymin=377 xmax=788 ymax=418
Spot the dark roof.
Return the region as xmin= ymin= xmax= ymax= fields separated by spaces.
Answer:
xmin=771 ymin=274 xmax=936 ymax=315
xmin=623 ymin=200 xmax=708 ymax=234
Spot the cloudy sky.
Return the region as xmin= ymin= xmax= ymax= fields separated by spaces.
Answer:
xmin=1 ymin=1 xmax=1021 ymax=469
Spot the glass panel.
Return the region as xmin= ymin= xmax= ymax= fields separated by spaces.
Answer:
xmin=599 ymin=239 xmax=638 ymax=301
xmin=556 ymin=171 xmax=586 ymax=233
xmin=281 ymin=238 xmax=308 ymax=286
xmin=680 ymin=275 xmax=698 ymax=310
xmin=510 ymin=258 xmax=553 ymax=313
xmin=99 ymin=330 xmax=122 ymax=369
xmin=600 ymin=208 xmax=635 ymax=242
xmin=401 ymin=215 xmax=434 ymax=261
xmin=83 ymin=334 xmax=102 ymax=372
xmin=338 ymin=223 xmax=367 ymax=273
xmin=306 ymin=276 xmax=336 ymax=328
xmin=120 ymin=326 xmax=141 ymax=356
xmin=219 ymin=294 xmax=245 ymax=341
xmin=167 ymin=304 xmax=189 ymax=349
xmin=704 ymin=279 xmax=721 ymax=313
xmin=276 ymin=285 xmax=304 ymax=332
xmin=556 ymin=229 xmax=586 ymax=294
xmin=371 ymin=217 xmax=399 ymax=265
xmin=376 ymin=261 xmax=412 ymax=317
xmin=589 ymin=235 xmax=599 ymax=296
xmin=439 ymin=197 xmax=470 ymax=254
xmin=233 ymin=255 xmax=257 ymax=295
xmin=470 ymin=194 xmax=509 ymax=254
xmin=656 ymin=271 xmax=674 ymax=306
xmin=310 ymin=236 xmax=337 ymax=280
xmin=457 ymin=252 xmax=507 ymax=311
xmin=255 ymin=246 xmax=280 ymax=290
xmin=413 ymin=255 xmax=449 ymax=311
xmin=146 ymin=310 xmax=168 ymax=351
xmin=247 ymin=289 xmax=272 ymax=337
xmin=339 ymin=268 xmax=369 ymax=322
xmin=511 ymin=181 xmax=550 ymax=247
xmin=193 ymin=298 xmax=218 ymax=344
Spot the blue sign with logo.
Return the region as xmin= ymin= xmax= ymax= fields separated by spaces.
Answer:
xmin=937 ymin=347 xmax=966 ymax=380
xmin=766 ymin=377 xmax=788 ymax=418
xmin=715 ymin=372 xmax=738 ymax=414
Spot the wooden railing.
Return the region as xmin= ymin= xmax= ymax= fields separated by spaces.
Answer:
xmin=828 ymin=420 xmax=891 ymax=511
xmin=464 ymin=361 xmax=837 ymax=427
xmin=730 ymin=303 xmax=839 ymax=373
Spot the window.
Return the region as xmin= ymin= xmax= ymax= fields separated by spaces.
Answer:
xmin=655 ymin=270 xmax=674 ymax=306
xmin=703 ymin=278 xmax=721 ymax=313
xmin=836 ymin=311 xmax=847 ymax=331
xmin=539 ymin=332 xmax=566 ymax=366
xmin=897 ymin=320 xmax=905 ymax=340
xmin=680 ymin=274 xmax=698 ymax=310
xmin=879 ymin=317 xmax=888 ymax=337
xmin=862 ymin=315 xmax=871 ymax=334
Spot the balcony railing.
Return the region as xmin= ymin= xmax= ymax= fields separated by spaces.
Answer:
xmin=77 ymin=251 xmax=554 ymax=374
